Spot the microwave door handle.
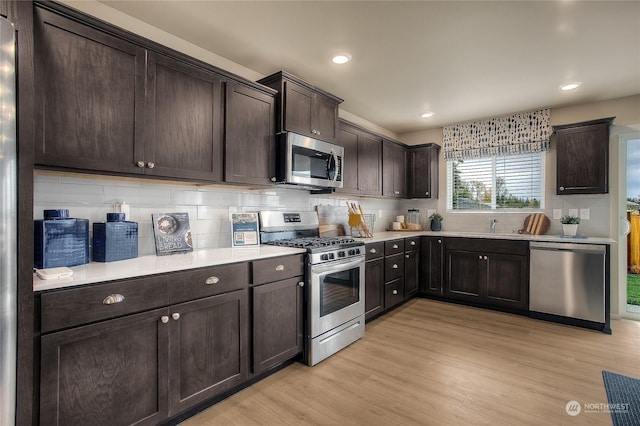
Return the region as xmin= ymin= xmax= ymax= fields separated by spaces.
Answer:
xmin=330 ymin=150 xmax=339 ymax=183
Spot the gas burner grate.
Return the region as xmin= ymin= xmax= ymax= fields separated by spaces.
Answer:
xmin=264 ymin=236 xmax=356 ymax=249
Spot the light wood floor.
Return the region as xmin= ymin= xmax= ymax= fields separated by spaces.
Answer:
xmin=181 ymin=299 xmax=640 ymax=426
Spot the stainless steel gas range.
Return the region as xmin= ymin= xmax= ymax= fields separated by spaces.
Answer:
xmin=259 ymin=211 xmax=365 ymax=366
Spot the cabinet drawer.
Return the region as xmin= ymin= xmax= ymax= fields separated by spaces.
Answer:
xmin=167 ymin=262 xmax=249 ymax=304
xmin=40 ymin=275 xmax=169 ymax=333
xmin=252 ymin=254 xmax=304 ymax=285
xmin=405 ymin=237 xmax=420 ymax=251
xmin=385 ymin=239 xmax=404 ymax=255
xmin=385 ymin=279 xmax=405 ymax=309
xmin=365 ymin=242 xmax=384 ymax=260
xmin=385 ymin=253 xmax=405 ymax=282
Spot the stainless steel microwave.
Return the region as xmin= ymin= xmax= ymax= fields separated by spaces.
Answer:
xmin=276 ymin=132 xmax=343 ymax=189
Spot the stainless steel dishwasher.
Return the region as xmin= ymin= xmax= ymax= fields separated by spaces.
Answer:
xmin=529 ymin=242 xmax=609 ymax=332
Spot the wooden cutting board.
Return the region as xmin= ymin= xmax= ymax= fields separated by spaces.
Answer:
xmin=316 ymin=205 xmax=349 ymax=237
xmin=519 ymin=213 xmax=550 ymax=235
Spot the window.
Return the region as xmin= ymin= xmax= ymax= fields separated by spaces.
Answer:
xmin=447 ymin=153 xmax=545 ymax=211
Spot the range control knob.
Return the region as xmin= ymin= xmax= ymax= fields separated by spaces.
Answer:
xmin=321 ymin=254 xmax=329 ymax=261
xmin=338 ymin=251 xmax=346 ymax=258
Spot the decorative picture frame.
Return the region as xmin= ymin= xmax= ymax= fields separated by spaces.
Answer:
xmin=152 ymin=212 xmax=193 ymax=255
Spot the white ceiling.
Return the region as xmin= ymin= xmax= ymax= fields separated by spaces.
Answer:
xmin=98 ymin=0 xmax=640 ymax=135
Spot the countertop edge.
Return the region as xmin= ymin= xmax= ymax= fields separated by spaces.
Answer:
xmin=354 ymin=231 xmax=616 ymax=245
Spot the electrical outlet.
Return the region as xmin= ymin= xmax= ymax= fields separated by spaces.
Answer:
xmin=568 ymin=208 xmax=578 ymax=217
xmin=552 ymin=209 xmax=562 ymax=220
xmin=378 ymin=210 xmax=383 ymax=219
xmin=427 ymin=209 xmax=436 ymax=219
xmin=579 ymin=208 xmax=590 ymax=220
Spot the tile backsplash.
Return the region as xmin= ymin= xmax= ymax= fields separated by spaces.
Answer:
xmin=34 ymin=171 xmax=405 ymax=257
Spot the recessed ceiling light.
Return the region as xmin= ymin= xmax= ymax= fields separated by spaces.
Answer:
xmin=420 ymin=112 xmax=434 ymax=118
xmin=561 ymin=82 xmax=581 ymax=91
xmin=331 ymin=53 xmax=352 ymax=64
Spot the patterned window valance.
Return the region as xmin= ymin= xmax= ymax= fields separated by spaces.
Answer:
xmin=442 ymin=109 xmax=551 ymax=161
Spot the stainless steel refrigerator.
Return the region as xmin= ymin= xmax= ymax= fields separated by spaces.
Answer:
xmin=0 ymin=15 xmax=16 ymax=426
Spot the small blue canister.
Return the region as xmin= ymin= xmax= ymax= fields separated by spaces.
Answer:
xmin=34 ymin=209 xmax=90 ymax=269
xmin=92 ymin=213 xmax=138 ymax=262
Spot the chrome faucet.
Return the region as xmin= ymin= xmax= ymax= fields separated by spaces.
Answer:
xmin=489 ymin=218 xmax=498 ymax=234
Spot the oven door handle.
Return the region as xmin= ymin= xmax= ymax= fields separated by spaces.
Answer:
xmin=311 ymin=256 xmax=365 ymax=275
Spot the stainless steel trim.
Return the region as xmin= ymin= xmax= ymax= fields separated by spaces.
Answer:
xmin=0 ymin=17 xmax=16 ymax=426
xmin=259 ymin=210 xmax=319 ymax=232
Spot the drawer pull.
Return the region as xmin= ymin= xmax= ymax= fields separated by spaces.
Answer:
xmin=392 ymin=264 xmax=398 ymax=269
xmin=406 ymin=254 xmax=410 ymax=258
xmin=172 ymin=313 xmax=180 ymax=320
xmin=205 ymin=276 xmax=220 ymax=285
xmin=392 ymin=289 xmax=398 ymax=295
xmin=392 ymin=244 xmax=399 ymax=249
xmin=479 ymin=255 xmax=483 ymax=259
xmin=484 ymin=256 xmax=488 ymax=260
xmin=276 ymin=264 xmax=285 ymax=271
xmin=437 ymin=239 xmax=442 ymax=244
xmin=298 ymin=281 xmax=304 ymax=287
xmin=369 ymin=248 xmax=377 ymax=254
xmin=102 ymin=294 xmax=125 ymax=305
xmin=161 ymin=316 xmax=169 ymax=324
xmin=410 ymin=241 xmax=416 ymax=246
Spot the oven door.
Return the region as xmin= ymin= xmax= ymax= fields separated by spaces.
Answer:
xmin=309 ymin=255 xmax=365 ymax=338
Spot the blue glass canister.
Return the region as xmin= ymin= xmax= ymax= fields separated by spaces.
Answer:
xmin=92 ymin=213 xmax=138 ymax=262
xmin=34 ymin=209 xmax=90 ymax=269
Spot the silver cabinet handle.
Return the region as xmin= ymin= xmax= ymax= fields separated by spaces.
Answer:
xmin=559 ymin=186 xmax=565 ymax=191
xmin=276 ymin=264 xmax=285 ymax=271
xmin=298 ymin=281 xmax=304 ymax=287
xmin=392 ymin=289 xmax=398 ymax=295
xmin=161 ymin=316 xmax=169 ymax=324
xmin=147 ymin=162 xmax=155 ymax=169
xmin=406 ymin=254 xmax=410 ymax=258
xmin=136 ymin=161 xmax=145 ymax=168
xmin=392 ymin=244 xmax=398 ymax=249
xmin=392 ymin=264 xmax=398 ymax=269
xmin=479 ymin=255 xmax=483 ymax=259
xmin=483 ymin=256 xmax=488 ymax=260
xmin=425 ymin=192 xmax=429 ymax=196
xmin=205 ymin=276 xmax=219 ymax=285
xmin=270 ymin=177 xmax=276 ymax=182
xmin=410 ymin=241 xmax=416 ymax=246
xmin=103 ymin=294 xmax=125 ymax=305
xmin=394 ymin=191 xmax=400 ymax=195
xmin=172 ymin=313 xmax=180 ymax=320
xmin=437 ymin=239 xmax=442 ymax=244
xmin=369 ymin=248 xmax=377 ymax=254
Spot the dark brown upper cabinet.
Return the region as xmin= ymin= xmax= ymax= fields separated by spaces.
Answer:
xmin=33 ymin=7 xmax=146 ymax=175
xmin=382 ymin=139 xmax=407 ymax=198
xmin=224 ymin=81 xmax=276 ymax=185
xmin=409 ymin=144 xmax=441 ymax=199
xmin=554 ymin=117 xmax=614 ymax=195
xmin=144 ymin=52 xmax=224 ymax=181
xmin=258 ymin=71 xmax=343 ymax=144
xmin=335 ymin=120 xmax=383 ymax=196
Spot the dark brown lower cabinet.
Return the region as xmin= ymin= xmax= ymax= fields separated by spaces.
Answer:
xmin=40 ymin=309 xmax=169 ymax=426
xmin=404 ymin=249 xmax=419 ymax=299
xmin=39 ymin=290 xmax=249 ymax=426
xmin=444 ymin=238 xmax=528 ymax=311
xmin=252 ymin=277 xmax=303 ymax=374
xmin=364 ymin=257 xmax=384 ymax=320
xmin=420 ymin=237 xmax=444 ymax=295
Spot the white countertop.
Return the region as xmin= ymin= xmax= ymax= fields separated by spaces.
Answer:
xmin=33 ymin=246 xmax=306 ymax=292
xmin=355 ymin=230 xmax=616 ymax=245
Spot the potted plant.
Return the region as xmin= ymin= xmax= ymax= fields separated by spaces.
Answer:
xmin=560 ymin=215 xmax=580 ymax=236
xmin=429 ymin=212 xmax=443 ymax=231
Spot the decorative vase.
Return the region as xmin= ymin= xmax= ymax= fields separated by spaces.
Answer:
xmin=430 ymin=220 xmax=442 ymax=231
xmin=562 ymin=224 xmax=578 ymax=236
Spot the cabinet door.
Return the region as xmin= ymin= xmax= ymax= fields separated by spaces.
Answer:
xmin=383 ymin=140 xmax=407 ymax=197
xmin=420 ymin=237 xmax=444 ymax=295
xmin=404 ymin=249 xmax=419 ymax=299
xmin=365 ymin=258 xmax=384 ymax=320
xmin=313 ymin=92 xmax=339 ymax=143
xmin=225 ymin=82 xmax=276 ymax=185
xmin=336 ymin=124 xmax=359 ymax=193
xmin=385 ymin=253 xmax=405 ymax=282
xmin=252 ymin=277 xmax=303 ymax=374
xmin=445 ymin=249 xmax=482 ymax=300
xmin=556 ymin=122 xmax=609 ymax=194
xmin=34 ymin=7 xmax=145 ymax=174
xmin=409 ymin=144 xmax=440 ymax=199
xmin=145 ymin=53 xmax=223 ymax=181
xmin=485 ymin=253 xmax=528 ymax=310
xmin=168 ymin=290 xmax=248 ymax=415
xmin=384 ymin=279 xmax=405 ymax=309
xmin=358 ymin=133 xmax=383 ymax=196
xmin=283 ymin=81 xmax=313 ymax=137
xmin=40 ymin=309 xmax=169 ymax=426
